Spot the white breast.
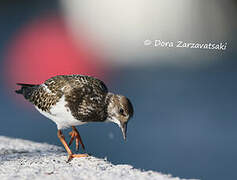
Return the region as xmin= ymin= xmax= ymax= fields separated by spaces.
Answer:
xmin=35 ymin=96 xmax=86 ymax=129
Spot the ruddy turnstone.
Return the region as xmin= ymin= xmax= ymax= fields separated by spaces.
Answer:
xmin=15 ymin=75 xmax=134 ymax=161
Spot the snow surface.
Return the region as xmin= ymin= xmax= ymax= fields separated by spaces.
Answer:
xmin=0 ymin=136 xmax=197 ymax=180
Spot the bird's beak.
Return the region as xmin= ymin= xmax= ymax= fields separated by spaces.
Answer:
xmin=120 ymin=123 xmax=127 ymax=141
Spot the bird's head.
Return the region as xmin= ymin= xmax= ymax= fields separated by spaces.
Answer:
xmin=106 ymin=93 xmax=134 ymax=140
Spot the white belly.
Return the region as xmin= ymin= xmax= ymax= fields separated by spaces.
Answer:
xmin=35 ymin=96 xmax=86 ymax=129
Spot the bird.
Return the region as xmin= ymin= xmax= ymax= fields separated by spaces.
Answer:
xmin=15 ymin=74 xmax=134 ymax=161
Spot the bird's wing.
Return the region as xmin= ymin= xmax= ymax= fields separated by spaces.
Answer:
xmin=44 ymin=75 xmax=108 ymax=121
xmin=65 ymin=83 xmax=107 ymax=122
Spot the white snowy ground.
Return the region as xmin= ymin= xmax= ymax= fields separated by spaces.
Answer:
xmin=0 ymin=136 xmax=197 ymax=180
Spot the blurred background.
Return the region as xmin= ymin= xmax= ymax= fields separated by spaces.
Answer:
xmin=0 ymin=0 xmax=237 ymax=179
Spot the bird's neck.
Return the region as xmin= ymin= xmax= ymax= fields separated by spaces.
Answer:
xmin=105 ymin=92 xmax=114 ymax=104
xmin=105 ymin=92 xmax=116 ymax=122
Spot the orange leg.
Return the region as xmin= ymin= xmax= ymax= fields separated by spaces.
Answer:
xmin=57 ymin=130 xmax=88 ymax=162
xmin=68 ymin=126 xmax=85 ymax=151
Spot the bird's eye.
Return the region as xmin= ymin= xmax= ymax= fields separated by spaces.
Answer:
xmin=119 ymin=108 xmax=124 ymax=115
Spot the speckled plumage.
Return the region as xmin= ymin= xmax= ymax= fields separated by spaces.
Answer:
xmin=16 ymin=75 xmax=109 ymax=123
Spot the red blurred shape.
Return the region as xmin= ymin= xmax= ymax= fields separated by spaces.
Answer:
xmin=4 ymin=15 xmax=107 ymax=95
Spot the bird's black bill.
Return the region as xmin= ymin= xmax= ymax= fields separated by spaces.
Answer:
xmin=121 ymin=123 xmax=127 ymax=141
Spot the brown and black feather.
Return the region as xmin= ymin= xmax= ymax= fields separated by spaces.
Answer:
xmin=16 ymin=75 xmax=109 ymax=122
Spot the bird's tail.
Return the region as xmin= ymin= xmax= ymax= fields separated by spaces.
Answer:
xmin=15 ymin=83 xmax=39 ymax=100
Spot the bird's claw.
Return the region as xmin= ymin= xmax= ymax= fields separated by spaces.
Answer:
xmin=67 ymin=153 xmax=89 ymax=162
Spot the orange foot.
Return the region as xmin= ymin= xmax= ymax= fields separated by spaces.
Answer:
xmin=67 ymin=153 xmax=89 ymax=162
xmin=57 ymin=129 xmax=88 ymax=162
